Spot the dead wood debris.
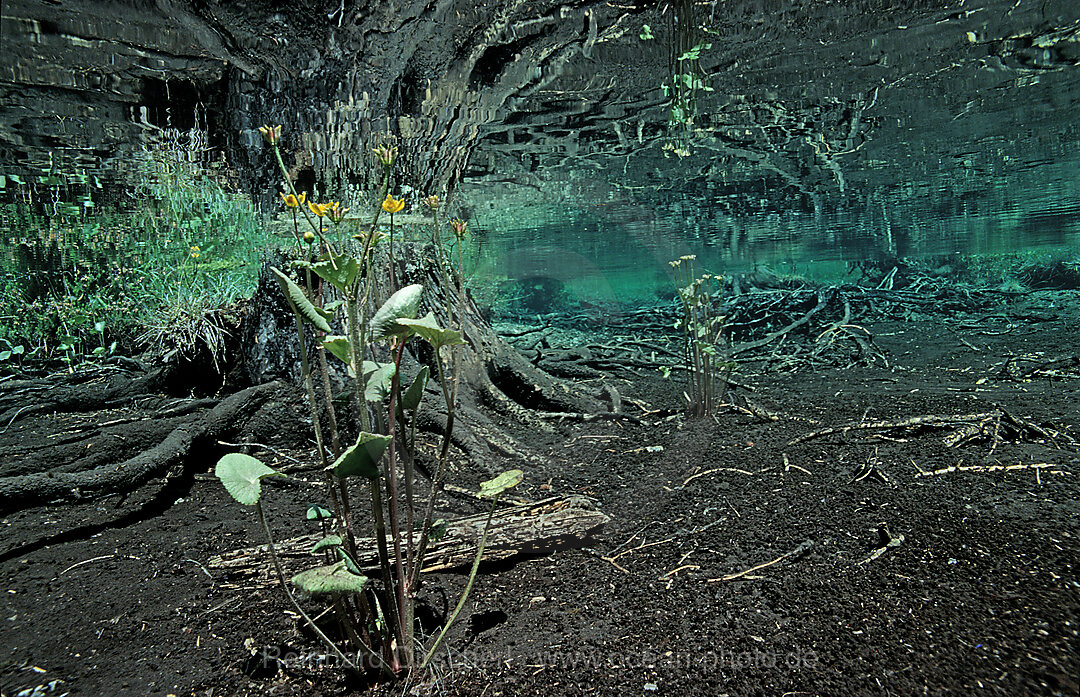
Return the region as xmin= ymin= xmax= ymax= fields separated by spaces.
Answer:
xmin=707 ymin=539 xmax=814 ymax=582
xmin=206 ymin=495 xmax=609 ymax=589
xmin=911 ymin=459 xmax=1070 ymax=478
xmin=1001 ymin=354 xmax=1080 ymax=381
xmin=858 ymin=524 xmax=904 ymax=565
xmin=788 ymin=409 xmax=1077 ymax=450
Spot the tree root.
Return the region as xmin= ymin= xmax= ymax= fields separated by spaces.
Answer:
xmin=788 ymin=409 xmax=1077 ymax=451
xmin=0 ymin=366 xmax=167 ymax=427
xmin=0 ymin=381 xmax=283 ymax=513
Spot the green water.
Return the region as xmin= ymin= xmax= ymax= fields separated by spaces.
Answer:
xmin=2 ymin=0 xmax=1079 ymax=332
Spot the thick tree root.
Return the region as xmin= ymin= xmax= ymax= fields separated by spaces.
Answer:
xmin=0 ymin=366 xmax=167 ymax=427
xmin=0 ymin=381 xmax=282 ymax=514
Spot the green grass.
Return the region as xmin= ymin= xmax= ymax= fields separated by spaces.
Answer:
xmin=0 ymin=161 xmax=273 ymax=372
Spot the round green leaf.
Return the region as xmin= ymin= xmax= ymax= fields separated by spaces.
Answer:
xmin=363 ymin=362 xmax=396 ymax=402
xmin=479 ymin=469 xmax=524 ymax=499
xmin=396 ymin=313 xmax=465 ymax=349
xmin=311 ymin=535 xmax=343 ymax=554
xmin=312 ymin=253 xmax=361 ymax=292
xmin=306 ymin=504 xmax=334 ymax=520
xmin=321 ymin=335 xmax=352 ymax=365
xmin=330 ymin=432 xmax=392 ymax=479
xmin=215 ymin=453 xmax=284 ymax=506
xmin=291 ymin=561 xmax=368 ymax=595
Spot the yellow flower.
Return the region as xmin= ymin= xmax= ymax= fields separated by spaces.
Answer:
xmin=373 ymin=144 xmax=398 ymax=167
xmin=308 ymin=201 xmax=333 ymax=217
xmin=423 ymin=195 xmax=440 ymax=211
xmin=280 ymin=191 xmax=307 ymax=208
xmin=328 ymin=201 xmax=349 ymax=224
xmin=258 ymin=124 xmax=281 ymax=146
xmin=449 ymin=219 xmax=468 ymax=238
xmin=190 ymin=245 xmax=201 ymax=259
xmin=382 ymin=195 xmax=405 ymax=214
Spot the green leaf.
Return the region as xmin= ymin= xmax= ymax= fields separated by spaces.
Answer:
xmin=338 ymin=548 xmax=364 ymax=575
xmin=429 ymin=518 xmax=449 ymax=543
xmin=479 ymin=469 xmax=523 ymax=499
xmin=639 ymin=24 xmax=654 ymax=40
xmin=396 ymin=313 xmax=465 ymax=349
xmin=306 ymin=504 xmax=334 ymax=520
xmin=401 ymin=365 xmax=430 ymax=413
xmin=311 ymin=535 xmax=343 ymax=554
xmin=291 ymin=561 xmax=368 ymax=595
xmin=330 ymin=432 xmax=392 ymax=479
xmin=364 ymin=361 xmax=396 ymax=402
xmin=215 ymin=453 xmax=285 ymax=506
xmin=370 ymin=284 xmax=423 ymax=340
xmin=270 ymin=266 xmax=332 ymax=333
xmin=321 ymin=335 xmax=352 ymax=364
xmin=311 ymin=253 xmax=361 ymax=292
xmin=677 ymin=42 xmax=710 ymax=61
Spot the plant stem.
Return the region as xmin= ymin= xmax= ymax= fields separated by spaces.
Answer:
xmin=256 ymin=501 xmax=356 ymax=670
xmin=384 ymin=339 xmax=412 ymax=667
xmin=345 ymin=293 xmax=371 ymax=432
xmin=367 ymin=479 xmax=405 ymax=670
xmin=409 ymin=244 xmax=464 ymax=590
xmin=417 ymin=492 xmax=501 ymax=673
xmin=292 ymin=312 xmax=329 ymax=469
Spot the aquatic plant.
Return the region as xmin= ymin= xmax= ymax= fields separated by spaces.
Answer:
xmin=641 ymin=0 xmax=713 ymax=156
xmin=216 ymin=125 xmax=521 ymax=678
xmin=0 ymin=149 xmax=267 ymax=370
xmin=670 ymin=254 xmax=732 ymax=416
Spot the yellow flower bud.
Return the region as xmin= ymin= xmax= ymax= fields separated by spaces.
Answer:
xmin=449 ymin=219 xmax=468 ymax=238
xmin=373 ymin=144 xmax=398 ymax=167
xmin=303 ymin=230 xmax=316 ymax=244
xmin=423 ymin=195 xmax=440 ymax=211
xmin=258 ymin=124 xmax=281 ymax=146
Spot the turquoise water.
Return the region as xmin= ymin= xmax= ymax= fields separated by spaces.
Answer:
xmin=2 ymin=0 xmax=1079 ymax=320
xmin=461 ymin=150 xmax=1080 ymax=308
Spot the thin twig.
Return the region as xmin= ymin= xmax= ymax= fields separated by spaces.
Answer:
xmin=708 ymin=540 xmax=813 ymax=582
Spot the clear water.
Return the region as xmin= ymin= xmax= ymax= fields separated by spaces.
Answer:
xmin=2 ymin=0 xmax=1079 ymax=320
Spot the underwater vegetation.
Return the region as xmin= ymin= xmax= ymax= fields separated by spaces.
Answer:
xmin=0 ymin=143 xmax=268 ymax=372
xmin=211 ymin=125 xmax=520 ymax=680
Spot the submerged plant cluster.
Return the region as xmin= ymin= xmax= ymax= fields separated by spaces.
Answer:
xmin=669 ymin=254 xmax=732 ymax=416
xmin=0 ymin=143 xmax=268 ymax=372
xmin=215 ymin=125 xmax=521 ymax=679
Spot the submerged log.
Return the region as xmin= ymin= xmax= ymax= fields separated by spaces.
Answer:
xmin=206 ymin=494 xmax=610 ymax=587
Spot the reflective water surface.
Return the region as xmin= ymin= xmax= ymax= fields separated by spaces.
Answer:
xmin=1 ymin=0 xmax=1078 ymax=312
xmin=453 ymin=0 xmax=1080 ymax=305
